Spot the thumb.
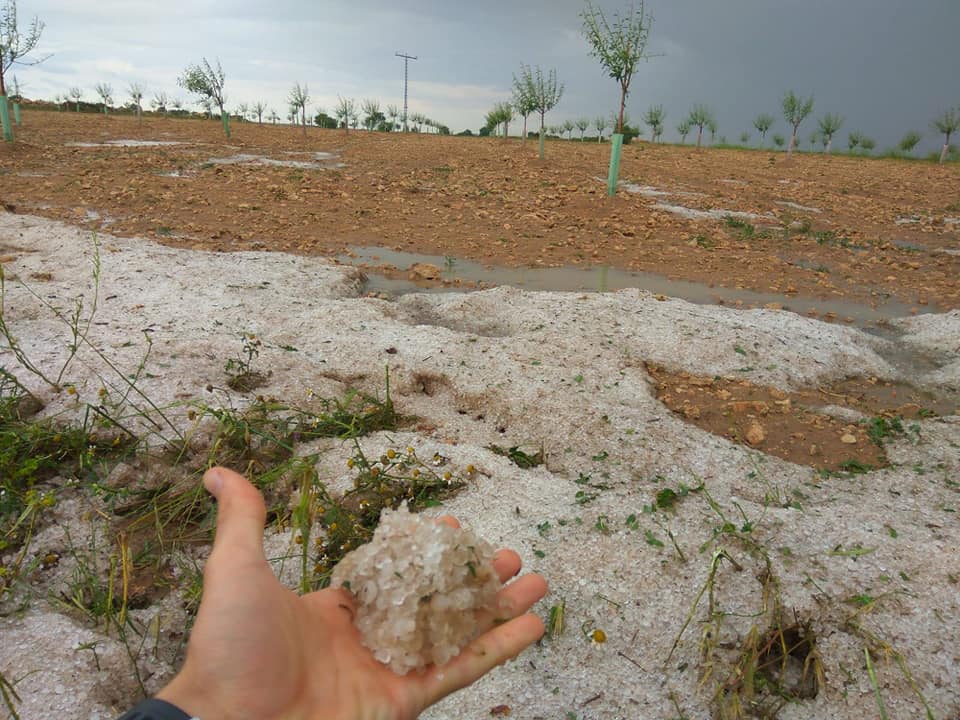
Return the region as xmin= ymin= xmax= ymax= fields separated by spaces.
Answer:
xmin=203 ymin=466 xmax=267 ymax=562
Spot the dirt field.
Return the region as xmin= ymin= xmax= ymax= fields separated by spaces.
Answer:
xmin=3 ymin=112 xmax=960 ymax=719
xmin=2 ymin=111 xmax=959 ymax=318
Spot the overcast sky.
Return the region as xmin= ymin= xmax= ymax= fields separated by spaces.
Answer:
xmin=12 ymin=0 xmax=960 ymax=152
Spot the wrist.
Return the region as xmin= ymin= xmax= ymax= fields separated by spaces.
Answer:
xmin=155 ymin=674 xmax=214 ymax=720
xmin=117 ymin=697 xmax=195 ymax=720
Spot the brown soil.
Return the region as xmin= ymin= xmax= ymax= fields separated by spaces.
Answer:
xmin=645 ymin=364 xmax=955 ymax=472
xmin=1 ymin=111 xmax=958 ymax=317
xmin=2 ymin=111 xmax=958 ymax=479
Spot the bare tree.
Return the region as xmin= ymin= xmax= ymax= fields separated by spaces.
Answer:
xmin=816 ymin=112 xmax=844 ymax=153
xmin=152 ymin=91 xmax=168 ymax=117
xmin=179 ymin=57 xmax=229 ymax=136
xmin=268 ymin=109 xmax=279 ymax=124
xmin=236 ymin=102 xmax=249 ymax=122
xmin=753 ymin=113 xmax=774 ymax=145
xmin=561 ymin=119 xmax=574 ymax=139
xmin=69 ymin=86 xmax=81 ymax=112
xmin=932 ymin=108 xmax=959 ymax=164
xmin=335 ymin=96 xmax=356 ymax=133
xmin=594 ymin=115 xmax=607 ymax=142
xmin=782 ymin=90 xmax=814 ymax=157
xmin=677 ymin=119 xmax=691 ymax=145
xmin=129 ymin=82 xmax=144 ymax=125
xmin=94 ymin=82 xmax=113 ymax=114
xmin=580 ymin=0 xmax=655 ymax=135
xmin=252 ymin=100 xmax=267 ymax=124
xmin=171 ymin=97 xmax=184 ymax=114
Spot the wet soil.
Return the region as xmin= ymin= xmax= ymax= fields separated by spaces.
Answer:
xmin=646 ymin=364 xmax=957 ymax=472
xmin=1 ymin=111 xmax=958 ymax=318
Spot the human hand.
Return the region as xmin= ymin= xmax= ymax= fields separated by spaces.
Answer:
xmin=156 ymin=466 xmax=548 ymax=720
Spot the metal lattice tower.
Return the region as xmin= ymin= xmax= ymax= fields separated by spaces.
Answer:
xmin=395 ymin=51 xmax=417 ymax=132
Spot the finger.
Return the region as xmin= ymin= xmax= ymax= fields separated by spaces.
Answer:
xmin=492 ymin=549 xmax=521 ymax=584
xmin=474 ymin=573 xmax=548 ymax=631
xmin=203 ymin=466 xmax=267 ymax=562
xmin=420 ymin=613 xmax=546 ymax=707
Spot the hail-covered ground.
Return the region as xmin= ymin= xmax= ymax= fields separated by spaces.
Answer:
xmin=1 ymin=211 xmax=958 ymax=719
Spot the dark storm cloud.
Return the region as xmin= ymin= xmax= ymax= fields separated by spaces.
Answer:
xmin=17 ymin=0 xmax=960 ymax=151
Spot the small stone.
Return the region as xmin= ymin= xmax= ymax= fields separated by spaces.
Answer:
xmin=841 ymin=433 xmax=857 ymax=444
xmin=408 ymin=262 xmax=442 ymax=280
xmin=746 ymin=421 xmax=766 ymax=446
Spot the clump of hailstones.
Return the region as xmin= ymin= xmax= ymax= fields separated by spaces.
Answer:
xmin=331 ymin=503 xmax=500 ymax=674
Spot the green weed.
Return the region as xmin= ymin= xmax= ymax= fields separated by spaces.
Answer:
xmin=487 ymin=443 xmax=544 ymax=468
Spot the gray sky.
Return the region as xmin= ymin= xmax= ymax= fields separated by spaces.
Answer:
xmin=12 ymin=0 xmax=960 ymax=152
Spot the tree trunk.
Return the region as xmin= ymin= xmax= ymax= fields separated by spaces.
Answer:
xmin=137 ymin=105 xmax=142 ymax=126
xmin=788 ymin=128 xmax=798 ymax=156
xmin=697 ymin=126 xmax=703 ymax=148
xmin=825 ymin=137 xmax=832 ymax=154
xmin=617 ymin=88 xmax=626 ymax=133
xmin=941 ymin=143 xmax=950 ymax=165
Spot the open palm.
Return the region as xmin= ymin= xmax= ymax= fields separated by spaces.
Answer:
xmin=157 ymin=467 xmax=548 ymax=720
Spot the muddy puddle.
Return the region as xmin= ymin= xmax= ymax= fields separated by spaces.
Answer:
xmin=339 ymin=245 xmax=929 ymax=329
xmin=205 ymin=152 xmax=345 ymax=170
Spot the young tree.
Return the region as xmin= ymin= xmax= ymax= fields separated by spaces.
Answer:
xmin=642 ymin=103 xmax=665 ymax=142
xmin=252 ymin=100 xmax=267 ymax=124
xmin=753 ymin=113 xmax=774 ymax=145
xmin=94 ymin=82 xmax=113 ymax=114
xmin=898 ymin=130 xmax=921 ymax=155
xmin=361 ymin=98 xmax=381 ymax=131
xmin=128 ymin=82 xmax=144 ymax=124
xmin=385 ymin=104 xmax=400 ymax=131
xmin=562 ymin=118 xmax=574 ymax=139
xmin=847 ymin=130 xmax=863 ymax=153
xmin=580 ymin=0 xmax=655 ymax=134
xmin=515 ymin=63 xmax=563 ymax=159
xmin=860 ymin=136 xmax=876 ymax=154
xmin=236 ymin=102 xmax=250 ymax=122
xmin=171 ymin=97 xmax=184 ymax=114
xmin=409 ymin=112 xmax=426 ymax=133
xmin=69 ymin=86 xmax=81 ymax=112
xmin=179 ymin=58 xmax=229 ymax=136
xmin=289 ymin=82 xmax=310 ymax=136
xmin=781 ymin=90 xmax=814 ymax=156
xmin=152 ymin=91 xmax=168 ymax=117
xmin=931 ymin=108 xmax=959 ymax=164
xmin=708 ymin=117 xmax=718 ymax=144
xmin=686 ymin=104 xmax=714 ymax=148
xmin=677 ymin=119 xmax=691 ymax=144
xmin=772 ymin=133 xmax=786 ymax=149
xmin=816 ymin=112 xmax=844 ymax=153
xmin=739 ymin=131 xmax=750 ymax=145
xmin=0 ymin=0 xmax=47 ymax=140
xmin=335 ymin=96 xmax=356 ymax=132
xmin=575 ymin=117 xmax=589 ymax=140
xmin=594 ymin=115 xmax=607 ymax=142
xmin=511 ymin=72 xmax=538 ymax=144
xmin=268 ymin=109 xmax=279 ymax=124
xmin=498 ymin=102 xmax=514 ymax=137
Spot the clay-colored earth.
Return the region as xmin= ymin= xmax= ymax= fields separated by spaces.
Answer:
xmin=1 ymin=110 xmax=958 ymax=317
xmin=2 ymin=110 xmax=958 ymax=470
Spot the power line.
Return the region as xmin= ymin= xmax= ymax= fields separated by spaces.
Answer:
xmin=395 ymin=51 xmax=417 ymax=132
